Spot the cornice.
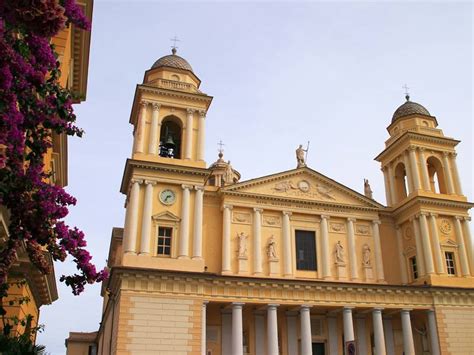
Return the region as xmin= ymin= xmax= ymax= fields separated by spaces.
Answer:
xmin=120 ymin=159 xmax=209 ymax=194
xmin=375 ymin=131 xmax=460 ymax=162
xmin=138 ymin=84 xmax=213 ymax=104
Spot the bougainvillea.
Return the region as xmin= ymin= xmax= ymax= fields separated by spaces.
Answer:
xmin=0 ymin=0 xmax=108 ymax=304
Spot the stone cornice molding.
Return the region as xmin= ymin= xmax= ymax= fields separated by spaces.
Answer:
xmin=138 ymin=84 xmax=213 ymax=105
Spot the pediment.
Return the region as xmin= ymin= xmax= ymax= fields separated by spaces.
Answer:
xmin=222 ymin=167 xmax=382 ymax=208
xmin=441 ymin=239 xmax=458 ymax=248
xmin=152 ymin=211 xmax=181 ymax=222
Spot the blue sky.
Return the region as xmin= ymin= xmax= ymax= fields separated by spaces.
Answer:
xmin=37 ymin=1 xmax=472 ymax=353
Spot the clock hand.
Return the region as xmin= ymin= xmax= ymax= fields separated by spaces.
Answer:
xmin=164 ymin=195 xmax=171 ymax=202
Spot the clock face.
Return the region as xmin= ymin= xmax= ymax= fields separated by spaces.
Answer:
xmin=159 ymin=189 xmax=176 ymax=205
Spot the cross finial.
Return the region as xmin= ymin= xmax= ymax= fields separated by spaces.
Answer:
xmin=217 ymin=140 xmax=225 ymax=159
xmin=403 ymin=84 xmax=410 ymax=101
xmin=170 ymin=36 xmax=180 ymax=54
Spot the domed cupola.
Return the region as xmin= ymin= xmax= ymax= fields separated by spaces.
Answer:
xmin=151 ymin=48 xmax=194 ymax=73
xmin=391 ymin=95 xmax=432 ymax=123
xmin=207 ymin=151 xmax=241 ymax=187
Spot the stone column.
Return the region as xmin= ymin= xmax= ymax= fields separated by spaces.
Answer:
xmin=462 ymin=217 xmax=473 ymax=272
xmin=135 ymin=101 xmax=147 ymax=153
xmin=300 ymin=305 xmax=312 ymax=355
xmin=254 ymin=312 xmax=265 ymax=355
xmin=408 ymin=146 xmax=421 ymax=191
xmin=321 ymin=215 xmax=331 ymax=279
xmin=231 ymin=303 xmax=244 ymax=355
xmin=346 ymin=218 xmax=358 ymax=280
xmin=178 ymin=185 xmax=192 ymax=258
xmin=372 ymin=220 xmax=385 ymax=282
xmin=382 ymin=167 xmax=393 ymax=206
xmin=148 ymin=103 xmax=160 ymax=155
xmin=450 ymin=153 xmax=463 ymax=195
xmin=454 ymin=216 xmax=471 ymax=276
xmin=442 ymin=152 xmax=455 ymax=194
xmin=286 ymin=312 xmax=298 ymax=355
xmin=139 ymin=180 xmax=155 ymax=255
xmin=192 ymin=186 xmax=204 ymax=259
xmin=355 ymin=316 xmax=368 ymax=354
xmin=400 ymin=310 xmax=415 ymax=355
xmin=184 ymin=109 xmax=194 ymax=160
xmin=372 ymin=308 xmax=386 ymax=355
xmin=387 ymin=164 xmax=397 ymax=204
xmin=222 ymin=205 xmax=233 ymax=273
xmin=267 ymin=304 xmax=279 ymax=355
xmin=282 ymin=211 xmax=293 ymax=276
xmin=201 ymin=301 xmax=208 ymax=355
xmin=426 ymin=310 xmax=440 ymax=355
xmin=419 ymin=148 xmax=430 ymax=191
xmin=123 ymin=179 xmax=141 ymax=254
xmin=343 ymin=307 xmax=355 ymax=342
xmin=197 ymin=110 xmax=206 ymax=161
xmin=395 ymin=226 xmax=408 ymax=284
xmin=419 ymin=213 xmax=435 ymax=274
xmin=253 ymin=208 xmax=263 ymax=275
xmin=403 ymin=151 xmax=415 ymax=193
xmin=429 ymin=213 xmax=445 ymax=274
xmin=412 ymin=217 xmax=426 ymax=277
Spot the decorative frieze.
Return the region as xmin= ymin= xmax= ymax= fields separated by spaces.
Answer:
xmin=232 ymin=212 xmax=251 ymax=225
xmin=355 ymin=224 xmax=371 ymax=236
xmin=330 ymin=222 xmax=346 ymax=233
xmin=262 ymin=215 xmax=281 ymax=227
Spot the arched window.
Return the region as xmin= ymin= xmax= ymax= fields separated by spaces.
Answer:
xmin=426 ymin=156 xmax=447 ymax=194
xmin=159 ymin=116 xmax=182 ymax=159
xmin=394 ymin=162 xmax=408 ymax=202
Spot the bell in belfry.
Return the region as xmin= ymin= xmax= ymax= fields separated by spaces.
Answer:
xmin=164 ymin=135 xmax=176 ymax=149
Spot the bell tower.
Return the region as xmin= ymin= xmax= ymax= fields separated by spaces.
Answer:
xmin=375 ymin=95 xmax=472 ymax=286
xmin=119 ymin=49 xmax=213 ymax=272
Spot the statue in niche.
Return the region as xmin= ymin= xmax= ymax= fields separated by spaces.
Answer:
xmin=362 ymin=244 xmax=371 ymax=266
xmin=414 ymin=325 xmax=430 ymax=353
xmin=267 ymin=235 xmax=278 ymax=260
xmin=364 ymin=179 xmax=373 ymax=199
xmin=296 ymin=144 xmax=307 ymax=168
xmin=237 ymin=232 xmax=248 ymax=258
xmin=224 ymin=161 xmax=234 ymax=184
xmin=335 ymin=240 xmax=345 ymax=263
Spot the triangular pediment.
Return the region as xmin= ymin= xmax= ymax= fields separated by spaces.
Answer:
xmin=222 ymin=167 xmax=382 ymax=208
xmin=441 ymin=239 xmax=458 ymax=248
xmin=152 ymin=211 xmax=181 ymax=222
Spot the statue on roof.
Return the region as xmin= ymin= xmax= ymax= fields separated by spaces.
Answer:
xmin=296 ymin=144 xmax=308 ymax=168
xmin=364 ymin=179 xmax=373 ymax=199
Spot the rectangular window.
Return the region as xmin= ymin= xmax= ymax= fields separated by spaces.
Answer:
xmin=295 ymin=230 xmax=316 ymax=271
xmin=157 ymin=227 xmax=172 ymax=256
xmin=445 ymin=252 xmax=456 ymax=275
xmin=409 ymin=256 xmax=418 ymax=280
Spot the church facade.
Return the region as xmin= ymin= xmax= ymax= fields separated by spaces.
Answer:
xmin=67 ymin=49 xmax=473 ymax=355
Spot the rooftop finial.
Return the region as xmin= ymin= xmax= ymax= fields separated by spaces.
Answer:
xmin=170 ymin=35 xmax=180 ymax=55
xmin=217 ymin=140 xmax=225 ymax=159
xmin=403 ymin=83 xmax=410 ymax=101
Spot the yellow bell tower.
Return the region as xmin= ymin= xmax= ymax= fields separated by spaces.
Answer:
xmin=119 ymin=48 xmax=213 ymax=272
xmin=375 ymin=95 xmax=473 ymax=286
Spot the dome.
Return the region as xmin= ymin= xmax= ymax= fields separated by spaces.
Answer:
xmin=392 ymin=95 xmax=431 ymax=123
xmin=151 ymin=48 xmax=193 ymax=72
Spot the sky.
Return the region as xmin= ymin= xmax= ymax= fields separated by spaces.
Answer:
xmin=36 ymin=1 xmax=472 ymax=353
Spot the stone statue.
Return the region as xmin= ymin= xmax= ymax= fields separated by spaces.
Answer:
xmin=224 ymin=161 xmax=234 ymax=184
xmin=335 ymin=240 xmax=345 ymax=263
xmin=362 ymin=244 xmax=371 ymax=266
xmin=237 ymin=232 xmax=247 ymax=258
xmin=364 ymin=179 xmax=373 ymax=199
xmin=267 ymin=236 xmax=278 ymax=260
xmin=296 ymin=144 xmax=307 ymax=168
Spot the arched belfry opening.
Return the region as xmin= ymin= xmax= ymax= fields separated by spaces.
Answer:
xmin=159 ymin=116 xmax=182 ymax=159
xmin=394 ymin=162 xmax=408 ymax=202
xmin=426 ymin=156 xmax=447 ymax=194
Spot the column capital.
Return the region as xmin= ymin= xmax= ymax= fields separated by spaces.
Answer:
xmin=395 ymin=224 xmax=401 ymax=230
xmin=464 ymin=216 xmax=471 ymax=222
xmin=231 ymin=302 xmax=244 ymax=308
xmin=202 ymin=300 xmax=209 ymax=305
xmin=454 ymin=215 xmax=464 ymax=221
xmin=144 ymin=179 xmax=157 ymax=185
xmin=222 ymin=204 xmax=233 ymax=211
xmin=300 ymin=304 xmax=312 ymax=310
xmin=253 ymin=207 xmax=263 ymax=213
xmin=442 ymin=151 xmax=450 ymax=158
xmin=152 ymin=102 xmax=161 ymax=111
xmin=419 ymin=211 xmax=429 ymax=217
xmin=282 ymin=211 xmax=293 ymax=217
xmin=267 ymin=304 xmax=280 ymax=309
xmin=372 ymin=219 xmax=381 ymax=225
xmin=139 ymin=100 xmax=149 ymax=107
xmin=321 ymin=214 xmax=330 ymax=220
xmin=450 ymin=152 xmax=458 ymax=158
xmin=198 ymin=110 xmax=206 ymax=118
xmin=131 ymin=178 xmax=144 ymax=185
xmin=343 ymin=306 xmax=355 ymax=311
xmin=194 ymin=185 xmax=205 ymax=191
xmin=401 ymin=308 xmax=413 ymax=312
xmin=181 ymin=184 xmax=193 ymax=190
xmin=372 ymin=308 xmax=384 ymax=312
xmin=419 ymin=147 xmax=426 ymax=152
xmin=186 ymin=108 xmax=195 ymax=115
xmin=429 ymin=212 xmax=439 ymax=218
xmin=408 ymin=145 xmax=417 ymax=152
xmin=347 ymin=217 xmax=356 ymax=222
